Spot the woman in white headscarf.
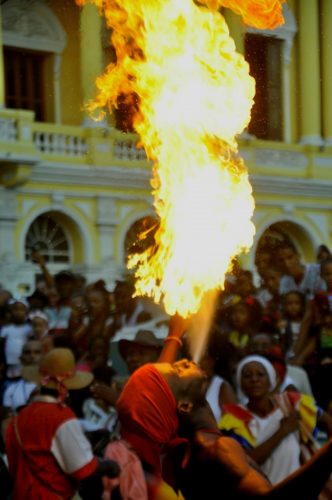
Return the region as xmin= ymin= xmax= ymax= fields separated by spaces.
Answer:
xmin=219 ymin=355 xmax=332 ymax=485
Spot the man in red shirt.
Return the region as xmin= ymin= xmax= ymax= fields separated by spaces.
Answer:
xmin=6 ymin=348 xmax=120 ymax=499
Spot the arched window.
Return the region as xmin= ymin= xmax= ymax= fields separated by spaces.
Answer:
xmin=124 ymin=216 xmax=158 ymax=261
xmin=255 ymin=220 xmax=316 ymax=274
xmin=25 ymin=214 xmax=70 ymax=263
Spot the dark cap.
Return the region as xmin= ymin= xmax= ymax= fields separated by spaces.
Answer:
xmin=119 ymin=329 xmax=162 ymax=360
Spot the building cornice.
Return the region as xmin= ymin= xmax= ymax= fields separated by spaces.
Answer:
xmin=30 ymin=162 xmax=152 ymax=190
xmin=28 ymin=162 xmax=332 ymax=200
xmin=251 ymin=174 xmax=332 ymax=198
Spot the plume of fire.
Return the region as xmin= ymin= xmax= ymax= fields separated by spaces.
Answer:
xmin=197 ymin=0 xmax=285 ymax=30
xmin=76 ymin=0 xmax=285 ymax=318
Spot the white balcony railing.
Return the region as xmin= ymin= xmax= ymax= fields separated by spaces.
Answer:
xmin=34 ymin=131 xmax=88 ymax=157
xmin=0 ymin=116 xmax=17 ymax=141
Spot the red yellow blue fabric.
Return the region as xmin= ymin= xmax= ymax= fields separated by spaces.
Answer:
xmin=219 ymin=392 xmax=321 ymax=449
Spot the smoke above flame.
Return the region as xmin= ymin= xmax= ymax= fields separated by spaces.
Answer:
xmin=76 ymin=0 xmax=285 ymax=318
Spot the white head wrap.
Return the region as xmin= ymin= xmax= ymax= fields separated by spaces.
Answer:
xmin=236 ymin=355 xmax=277 ymax=396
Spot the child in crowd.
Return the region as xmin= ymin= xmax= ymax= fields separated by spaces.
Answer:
xmin=278 ymin=291 xmax=306 ymax=361
xmin=29 ymin=310 xmax=53 ymax=353
xmin=2 ymin=339 xmax=43 ymax=412
xmin=234 ymin=270 xmax=257 ymax=300
xmin=0 ymin=300 xmax=32 ymax=377
xmin=226 ymin=298 xmax=261 ymax=356
xmin=71 ymin=282 xmax=113 ymax=356
xmin=77 ymin=336 xmax=112 ymax=373
xmin=82 ymin=365 xmax=118 ymax=433
xmin=44 ymin=287 xmax=72 ymax=336
xmin=257 ymin=266 xmax=283 ymax=324
xmin=317 ymin=244 xmax=331 ymax=264
xmin=29 ymin=311 xmax=49 ymax=339
xmin=67 ymin=293 xmax=88 ymax=334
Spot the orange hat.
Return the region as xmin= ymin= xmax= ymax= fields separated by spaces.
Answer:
xmin=22 ymin=348 xmax=93 ymax=400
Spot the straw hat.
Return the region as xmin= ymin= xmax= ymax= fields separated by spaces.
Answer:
xmin=119 ymin=329 xmax=162 ymax=360
xmin=22 ymin=348 xmax=93 ymax=390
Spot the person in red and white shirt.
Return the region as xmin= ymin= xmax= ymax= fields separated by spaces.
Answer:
xmin=6 ymin=348 xmax=120 ymax=500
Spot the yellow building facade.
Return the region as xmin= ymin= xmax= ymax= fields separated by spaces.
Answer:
xmin=0 ymin=0 xmax=331 ymax=295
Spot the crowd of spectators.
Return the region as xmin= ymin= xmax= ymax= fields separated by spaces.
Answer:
xmin=1 ymin=238 xmax=332 ymax=499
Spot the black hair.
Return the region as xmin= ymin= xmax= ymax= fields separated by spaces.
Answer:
xmin=275 ymin=240 xmax=297 ymax=254
xmin=317 ymin=244 xmax=331 ymax=257
xmin=282 ymin=290 xmax=306 ymax=314
xmin=320 ymin=257 xmax=332 ymax=274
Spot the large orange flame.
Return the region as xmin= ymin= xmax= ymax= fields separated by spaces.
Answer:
xmin=77 ymin=0 xmax=285 ymax=318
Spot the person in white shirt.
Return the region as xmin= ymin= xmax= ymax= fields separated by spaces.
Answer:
xmin=0 ymin=300 xmax=32 ymax=377
xmin=2 ymin=338 xmax=43 ymax=412
xmin=277 ymin=241 xmax=323 ymax=300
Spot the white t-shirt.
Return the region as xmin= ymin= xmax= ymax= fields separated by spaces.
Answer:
xmin=205 ymin=375 xmax=225 ymax=423
xmin=286 ymin=321 xmax=301 ymax=359
xmin=3 ymin=379 xmax=36 ymax=411
xmin=0 ymin=323 xmax=32 ymax=365
xmin=249 ymin=407 xmax=301 ymax=484
xmin=44 ymin=306 xmax=71 ymax=330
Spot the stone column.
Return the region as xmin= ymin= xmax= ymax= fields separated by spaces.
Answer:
xmin=223 ymin=9 xmax=244 ymax=54
xmin=321 ymin=0 xmax=332 ymax=146
xmin=96 ymin=196 xmax=118 ymax=286
xmin=0 ymin=7 xmax=6 ymax=107
xmin=79 ymin=3 xmax=104 ymax=125
xmin=0 ymin=188 xmax=20 ymax=292
xmin=298 ymin=0 xmax=323 ymax=145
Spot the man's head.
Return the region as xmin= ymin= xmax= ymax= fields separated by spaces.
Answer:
xmin=116 ymin=360 xmax=207 ymax=472
xmin=156 ymin=359 xmax=208 ymax=414
xmin=119 ymin=329 xmax=162 ymax=374
xmin=276 ymin=242 xmax=301 ymax=277
xmin=27 ymin=289 xmax=49 ymax=311
xmin=54 ymin=271 xmax=75 ymax=300
xmin=20 ymin=339 xmax=43 ymax=366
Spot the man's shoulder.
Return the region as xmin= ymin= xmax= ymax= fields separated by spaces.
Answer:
xmin=23 ymin=399 xmax=76 ymax=428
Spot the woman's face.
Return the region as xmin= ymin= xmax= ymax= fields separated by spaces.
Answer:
xmin=241 ymin=361 xmax=270 ymax=399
